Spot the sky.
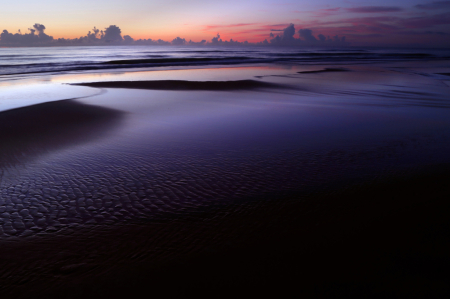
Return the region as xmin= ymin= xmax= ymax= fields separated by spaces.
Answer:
xmin=1 ymin=0 xmax=450 ymax=47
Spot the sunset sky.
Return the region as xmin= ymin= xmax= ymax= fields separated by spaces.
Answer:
xmin=1 ymin=0 xmax=450 ymax=46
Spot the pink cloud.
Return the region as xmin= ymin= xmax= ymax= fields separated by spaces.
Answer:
xmin=199 ymin=7 xmax=450 ymax=46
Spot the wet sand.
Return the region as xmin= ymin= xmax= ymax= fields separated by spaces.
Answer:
xmin=1 ymin=65 xmax=450 ymax=298
xmin=1 ymin=165 xmax=449 ymax=298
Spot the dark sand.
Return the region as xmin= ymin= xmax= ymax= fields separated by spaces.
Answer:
xmin=72 ymin=79 xmax=286 ymax=91
xmin=0 ymin=99 xmax=123 ymax=168
xmin=0 ymin=165 xmax=449 ymax=298
xmin=297 ymin=67 xmax=350 ymax=74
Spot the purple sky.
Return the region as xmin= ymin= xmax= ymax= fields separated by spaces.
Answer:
xmin=1 ymin=0 xmax=450 ymax=47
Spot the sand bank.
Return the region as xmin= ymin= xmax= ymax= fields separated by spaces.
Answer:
xmin=297 ymin=67 xmax=350 ymax=74
xmin=72 ymin=79 xmax=287 ymax=91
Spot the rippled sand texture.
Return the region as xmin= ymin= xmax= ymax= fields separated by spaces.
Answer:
xmin=0 ymin=64 xmax=450 ymax=297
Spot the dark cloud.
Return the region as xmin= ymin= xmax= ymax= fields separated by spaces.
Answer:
xmin=282 ymin=24 xmax=296 ymax=42
xmin=0 ymin=23 xmax=217 ymax=46
xmin=270 ymin=35 xmax=282 ymax=44
xmin=299 ymin=29 xmax=317 ymax=42
xmin=56 ymin=25 xmax=126 ymax=45
xmin=172 ymin=37 xmax=186 ymax=45
xmin=270 ymin=24 xmax=348 ymax=46
xmin=1 ymin=23 xmax=349 ymax=48
xmin=32 ymin=24 xmax=45 ymax=34
xmin=85 ymin=27 xmax=101 ymax=42
xmin=154 ymin=39 xmax=170 ymax=45
xmin=134 ymin=38 xmax=170 ymax=45
xmin=208 ymin=33 xmax=249 ymax=46
xmin=211 ymin=34 xmax=222 ymax=44
xmin=188 ymin=39 xmax=206 ymax=45
xmin=0 ymin=23 xmax=53 ymax=46
xmin=415 ymin=1 xmax=450 ymax=9
xmin=103 ymin=25 xmax=122 ymax=42
xmin=347 ymin=6 xmax=403 ymax=13
xmin=123 ymin=35 xmax=134 ymax=44
xmin=269 ymin=24 xmax=299 ymax=45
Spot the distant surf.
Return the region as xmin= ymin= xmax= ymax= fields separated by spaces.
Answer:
xmin=0 ymin=46 xmax=449 ymax=77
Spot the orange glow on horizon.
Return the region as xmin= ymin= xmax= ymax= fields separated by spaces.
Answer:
xmin=47 ymin=28 xmax=270 ymax=43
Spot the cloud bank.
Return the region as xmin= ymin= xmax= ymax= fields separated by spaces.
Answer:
xmin=1 ymin=24 xmax=53 ymax=46
xmin=2 ymin=2 xmax=450 ymax=49
xmin=267 ymin=24 xmax=347 ymax=46
xmin=0 ymin=23 xmax=348 ymax=47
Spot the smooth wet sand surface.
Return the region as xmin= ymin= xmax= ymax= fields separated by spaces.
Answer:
xmin=0 ymin=64 xmax=450 ymax=298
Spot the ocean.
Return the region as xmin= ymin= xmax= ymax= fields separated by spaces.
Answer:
xmin=1 ymin=45 xmax=449 ymax=77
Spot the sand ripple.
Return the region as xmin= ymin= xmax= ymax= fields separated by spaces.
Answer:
xmin=0 ymin=135 xmax=444 ymax=239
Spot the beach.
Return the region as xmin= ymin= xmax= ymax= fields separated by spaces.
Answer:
xmin=0 ymin=47 xmax=450 ymax=297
